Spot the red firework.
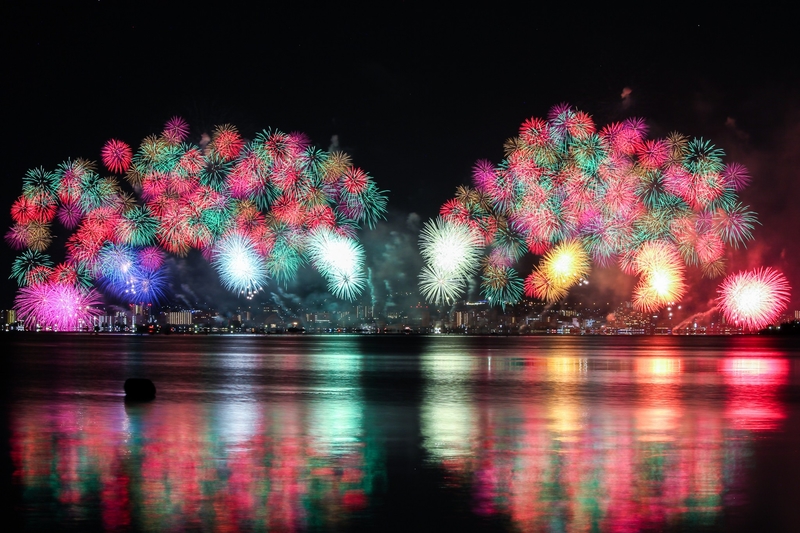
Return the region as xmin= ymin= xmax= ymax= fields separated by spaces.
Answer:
xmin=565 ymin=110 xmax=596 ymax=139
xmin=10 ymin=196 xmax=37 ymax=224
xmin=101 ymin=139 xmax=133 ymax=174
xmin=342 ymin=167 xmax=369 ymax=195
xmin=272 ymin=195 xmax=305 ymax=227
xmin=212 ymin=124 xmax=244 ymax=161
xmin=717 ymin=268 xmax=791 ymax=331
xmin=519 ymin=117 xmax=551 ymax=147
xmin=304 ymin=205 xmax=336 ymax=231
xmin=49 ymin=263 xmax=79 ymax=285
xmin=636 ymin=139 xmax=670 ymax=169
xmin=440 ymin=198 xmax=470 ymax=223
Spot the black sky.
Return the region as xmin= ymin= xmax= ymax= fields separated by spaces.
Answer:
xmin=3 ymin=2 xmax=799 ymax=313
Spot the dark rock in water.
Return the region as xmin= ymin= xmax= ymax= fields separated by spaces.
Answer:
xmin=124 ymin=378 xmax=156 ymax=401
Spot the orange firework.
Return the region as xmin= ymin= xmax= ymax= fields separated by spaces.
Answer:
xmin=524 ymin=239 xmax=590 ymax=303
xmin=631 ymin=241 xmax=686 ymax=312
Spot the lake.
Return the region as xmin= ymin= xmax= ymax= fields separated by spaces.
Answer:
xmin=2 ymin=333 xmax=799 ymax=532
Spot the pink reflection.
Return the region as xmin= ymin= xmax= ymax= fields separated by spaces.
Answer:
xmin=721 ymin=358 xmax=789 ymax=431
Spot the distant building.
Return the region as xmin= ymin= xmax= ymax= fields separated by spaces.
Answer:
xmin=1 ymin=309 xmax=16 ymax=325
xmin=165 ymin=311 xmax=193 ymax=326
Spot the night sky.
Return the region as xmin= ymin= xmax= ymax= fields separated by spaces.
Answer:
xmin=3 ymin=2 xmax=799 ymax=315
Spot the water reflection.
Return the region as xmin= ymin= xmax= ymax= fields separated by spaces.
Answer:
xmin=6 ymin=335 xmax=799 ymax=532
xmin=420 ymin=345 xmax=791 ymax=532
xmin=10 ymin=339 xmax=378 ymax=532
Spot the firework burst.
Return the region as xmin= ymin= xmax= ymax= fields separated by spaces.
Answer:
xmin=14 ymin=282 xmax=103 ymax=331
xmin=419 ymin=103 xmax=760 ymax=308
xmin=716 ymin=268 xmax=791 ymax=331
xmin=7 ymin=118 xmax=387 ymax=307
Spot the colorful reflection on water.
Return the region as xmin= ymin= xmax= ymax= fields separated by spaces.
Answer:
xmin=6 ymin=334 xmax=800 ymax=532
xmin=419 ymin=339 xmax=796 ymax=532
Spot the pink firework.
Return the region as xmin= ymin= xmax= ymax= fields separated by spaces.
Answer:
xmin=471 ymin=160 xmax=496 ymax=192
xmin=287 ymin=131 xmax=312 ymax=153
xmin=140 ymin=171 xmax=170 ymax=201
xmin=57 ymin=200 xmax=84 ymax=229
xmin=717 ymin=267 xmax=791 ymax=331
xmin=5 ymin=224 xmax=31 ymax=250
xmin=228 ymin=167 xmax=258 ymax=199
xmin=101 ymin=139 xmax=133 ymax=174
xmin=15 ymin=282 xmax=103 ymax=331
xmin=138 ymin=246 xmax=165 ymax=272
xmin=722 ymin=162 xmax=752 ymax=191
xmin=163 ymin=116 xmax=190 ymax=144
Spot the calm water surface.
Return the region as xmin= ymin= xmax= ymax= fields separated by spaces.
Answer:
xmin=2 ymin=333 xmax=800 ymax=532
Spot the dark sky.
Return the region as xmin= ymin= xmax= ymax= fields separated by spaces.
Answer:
xmin=3 ymin=2 xmax=799 ymax=314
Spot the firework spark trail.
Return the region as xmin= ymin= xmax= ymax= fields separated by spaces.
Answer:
xmin=422 ymin=103 xmax=777 ymax=312
xmin=7 ymin=118 xmax=388 ymax=327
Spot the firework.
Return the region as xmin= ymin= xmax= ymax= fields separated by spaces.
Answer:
xmin=631 ymin=241 xmax=686 ymax=312
xmin=522 ymin=239 xmax=592 ymax=303
xmin=541 ymin=239 xmax=591 ymax=289
xmin=418 ymin=264 xmax=467 ymax=306
xmin=163 ymin=116 xmax=190 ymax=144
xmin=481 ymin=266 xmax=523 ymax=310
xmin=419 ymin=217 xmax=482 ymax=280
xmin=101 ymin=139 xmax=133 ymax=174
xmin=7 ymin=118 xmax=387 ymax=309
xmin=420 ymin=103 xmax=759 ymax=308
xmin=211 ymin=231 xmax=269 ymax=299
xmin=306 ymin=229 xmax=366 ymax=301
xmin=716 ymin=268 xmax=791 ymax=331
xmin=10 ymin=250 xmax=54 ymax=286
xmin=14 ymin=282 xmax=103 ymax=331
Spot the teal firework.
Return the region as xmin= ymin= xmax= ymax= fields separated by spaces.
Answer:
xmin=10 ymin=249 xmax=54 ymax=286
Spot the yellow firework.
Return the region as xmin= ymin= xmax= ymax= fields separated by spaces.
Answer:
xmin=541 ymin=239 xmax=591 ymax=288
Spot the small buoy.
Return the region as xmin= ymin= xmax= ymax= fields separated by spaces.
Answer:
xmin=124 ymin=378 xmax=156 ymax=401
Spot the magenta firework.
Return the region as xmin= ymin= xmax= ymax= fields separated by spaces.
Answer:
xmin=420 ymin=103 xmax=785 ymax=317
xmin=7 ymin=119 xmax=388 ymax=329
